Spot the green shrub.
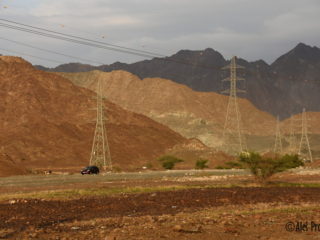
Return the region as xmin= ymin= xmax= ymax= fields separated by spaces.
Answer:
xmin=213 ymin=161 xmax=244 ymax=169
xmin=239 ymin=152 xmax=304 ymax=183
xmin=214 ymin=165 xmax=231 ymax=169
xmin=215 ymin=165 xmax=223 ymax=169
xmin=195 ymin=159 xmax=209 ymax=169
xmin=158 ymin=155 xmax=184 ymax=170
xmin=225 ymin=161 xmax=244 ymax=169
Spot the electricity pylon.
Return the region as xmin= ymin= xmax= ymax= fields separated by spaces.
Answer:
xmin=274 ymin=116 xmax=283 ymax=155
xmin=221 ymin=56 xmax=246 ymax=154
xmin=89 ymin=78 xmax=113 ymax=171
xmin=287 ymin=115 xmax=297 ymax=154
xmin=298 ymin=108 xmax=313 ymax=162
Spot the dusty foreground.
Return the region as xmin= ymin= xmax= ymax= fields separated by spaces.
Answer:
xmin=1 ymin=187 xmax=320 ymax=240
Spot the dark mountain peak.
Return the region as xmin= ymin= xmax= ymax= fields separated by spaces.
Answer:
xmin=203 ymin=47 xmax=222 ymax=54
xmin=295 ymin=42 xmax=310 ymax=49
xmin=248 ymin=59 xmax=270 ymax=70
xmin=109 ymin=61 xmax=127 ymax=67
xmin=172 ymin=49 xmax=195 ymax=58
xmin=34 ymin=65 xmax=50 ymax=71
xmin=291 ymin=42 xmax=320 ymax=59
xmin=272 ymin=43 xmax=320 ymax=67
xmin=235 ymin=57 xmax=249 ymax=65
xmin=53 ymin=62 xmax=96 ymax=73
xmin=252 ymin=59 xmax=269 ymax=66
xmin=173 ymin=48 xmax=224 ymax=60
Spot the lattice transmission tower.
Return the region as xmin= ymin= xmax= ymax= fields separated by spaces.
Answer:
xmin=274 ymin=116 xmax=283 ymax=155
xmin=298 ymin=108 xmax=313 ymax=162
xmin=287 ymin=115 xmax=298 ymax=154
xmin=89 ymin=78 xmax=113 ymax=171
xmin=221 ymin=56 xmax=246 ymax=154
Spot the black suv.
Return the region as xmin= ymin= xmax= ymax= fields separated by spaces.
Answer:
xmin=81 ymin=166 xmax=100 ymax=175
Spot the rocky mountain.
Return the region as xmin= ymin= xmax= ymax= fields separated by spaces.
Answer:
xmin=0 ymin=56 xmax=187 ymax=176
xmin=269 ymin=43 xmax=320 ymax=117
xmin=37 ymin=43 xmax=320 ymax=119
xmin=57 ymin=70 xmax=276 ymax=151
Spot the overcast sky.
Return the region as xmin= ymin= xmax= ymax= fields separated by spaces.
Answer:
xmin=0 ymin=0 xmax=319 ymax=67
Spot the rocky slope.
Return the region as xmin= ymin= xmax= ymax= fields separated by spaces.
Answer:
xmin=37 ymin=43 xmax=320 ymax=119
xmin=57 ymin=70 xmax=276 ymax=149
xmin=0 ymin=56 xmax=187 ymax=176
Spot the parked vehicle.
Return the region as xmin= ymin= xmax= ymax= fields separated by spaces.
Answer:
xmin=81 ymin=166 xmax=100 ymax=175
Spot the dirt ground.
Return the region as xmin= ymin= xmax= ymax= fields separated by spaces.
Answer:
xmin=1 ymin=186 xmax=320 ymax=240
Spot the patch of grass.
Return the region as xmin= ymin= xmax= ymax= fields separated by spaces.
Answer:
xmin=0 ymin=183 xmax=252 ymax=202
xmin=272 ymin=182 xmax=320 ymax=188
xmin=238 ymin=206 xmax=317 ymax=216
xmin=1 ymin=180 xmax=320 ymax=202
xmin=0 ymin=185 xmax=203 ymax=201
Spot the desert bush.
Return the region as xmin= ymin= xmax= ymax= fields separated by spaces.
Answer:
xmin=145 ymin=162 xmax=153 ymax=169
xmin=158 ymin=155 xmax=184 ymax=170
xmin=239 ymin=152 xmax=304 ymax=183
xmin=214 ymin=161 xmax=244 ymax=169
xmin=195 ymin=159 xmax=209 ymax=169
xmin=214 ymin=165 xmax=225 ymax=169
xmin=225 ymin=161 xmax=244 ymax=169
xmin=112 ymin=166 xmax=122 ymax=173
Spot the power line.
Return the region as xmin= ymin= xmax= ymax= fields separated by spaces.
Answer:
xmin=0 ymin=47 xmax=62 ymax=64
xmin=0 ymin=37 xmax=105 ymax=65
xmin=0 ymin=19 xmax=217 ymax=70
xmin=0 ymin=22 xmax=157 ymax=58
xmin=0 ymin=18 xmax=165 ymax=58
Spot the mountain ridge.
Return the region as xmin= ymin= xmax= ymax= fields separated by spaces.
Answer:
xmin=34 ymin=42 xmax=320 ymax=119
xmin=57 ymin=70 xmax=277 ymax=151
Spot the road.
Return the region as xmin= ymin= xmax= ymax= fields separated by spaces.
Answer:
xmin=0 ymin=169 xmax=248 ymax=189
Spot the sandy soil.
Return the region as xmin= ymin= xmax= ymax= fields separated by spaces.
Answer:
xmin=1 ymin=187 xmax=320 ymax=239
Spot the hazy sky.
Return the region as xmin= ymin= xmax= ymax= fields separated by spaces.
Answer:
xmin=0 ymin=0 xmax=319 ymax=67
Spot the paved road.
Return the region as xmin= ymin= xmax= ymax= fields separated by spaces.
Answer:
xmin=0 ymin=169 xmax=249 ymax=188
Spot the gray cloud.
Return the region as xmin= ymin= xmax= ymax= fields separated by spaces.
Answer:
xmin=0 ymin=0 xmax=319 ymax=67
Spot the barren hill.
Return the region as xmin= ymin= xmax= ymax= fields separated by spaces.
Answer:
xmin=57 ymin=70 xmax=276 ymax=149
xmin=280 ymin=112 xmax=320 ymax=156
xmin=281 ymin=112 xmax=320 ymax=135
xmin=0 ymin=56 xmax=186 ymax=176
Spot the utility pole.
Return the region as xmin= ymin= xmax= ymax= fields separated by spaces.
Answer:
xmin=298 ymin=108 xmax=313 ymax=162
xmin=89 ymin=78 xmax=113 ymax=171
xmin=221 ymin=56 xmax=246 ymax=154
xmin=274 ymin=116 xmax=283 ymax=155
